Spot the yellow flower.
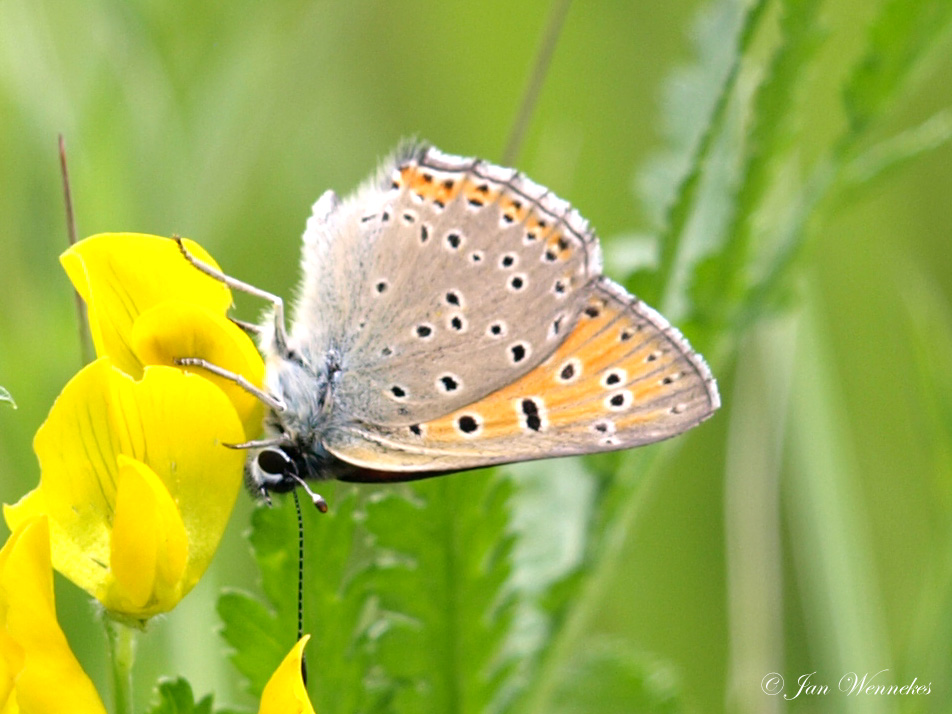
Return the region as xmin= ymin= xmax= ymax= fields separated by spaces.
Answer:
xmin=259 ymin=636 xmax=314 ymax=714
xmin=0 ymin=516 xmax=107 ymax=714
xmin=4 ymin=357 xmax=245 ymax=620
xmin=61 ymin=232 xmax=264 ymax=439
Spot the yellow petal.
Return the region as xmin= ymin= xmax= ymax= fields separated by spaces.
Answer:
xmin=5 ymin=359 xmax=123 ymax=597
xmin=259 ymin=635 xmax=314 ymax=714
xmin=131 ymin=301 xmax=265 ymax=439
xmin=0 ymin=518 xmax=107 ymax=714
xmin=60 ymin=233 xmax=232 ymax=377
xmin=130 ymin=366 xmax=245 ymax=599
xmin=0 ymin=626 xmax=24 ymax=712
xmin=109 ymin=456 xmax=188 ymax=612
xmin=5 ymin=358 xmax=244 ymax=618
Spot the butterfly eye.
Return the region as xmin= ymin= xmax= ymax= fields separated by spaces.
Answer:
xmin=247 ymin=447 xmax=299 ymax=497
xmin=257 ymin=448 xmax=294 ymax=477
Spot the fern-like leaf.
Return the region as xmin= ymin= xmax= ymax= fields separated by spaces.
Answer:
xmin=363 ymin=473 xmax=518 ymax=714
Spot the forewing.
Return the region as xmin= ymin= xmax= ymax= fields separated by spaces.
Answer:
xmin=292 ymin=145 xmax=603 ymax=426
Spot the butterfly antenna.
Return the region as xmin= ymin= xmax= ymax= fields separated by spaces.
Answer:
xmin=58 ymin=135 xmax=93 ymax=365
xmin=291 ymin=489 xmax=308 ymax=687
xmin=291 ymin=474 xmax=329 ymax=514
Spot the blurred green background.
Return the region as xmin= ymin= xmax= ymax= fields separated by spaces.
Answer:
xmin=1 ymin=1 xmax=951 ymax=712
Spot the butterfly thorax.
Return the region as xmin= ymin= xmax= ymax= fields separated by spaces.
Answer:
xmin=243 ymin=344 xmax=361 ymax=497
xmin=270 ymin=347 xmax=335 ymax=434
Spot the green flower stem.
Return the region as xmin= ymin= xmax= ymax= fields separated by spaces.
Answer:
xmin=104 ymin=615 xmax=139 ymax=714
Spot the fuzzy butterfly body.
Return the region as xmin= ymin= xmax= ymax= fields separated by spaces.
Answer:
xmin=243 ymin=145 xmax=719 ymax=495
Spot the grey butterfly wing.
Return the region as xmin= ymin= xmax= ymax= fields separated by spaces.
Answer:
xmin=323 ymin=277 xmax=720 ymax=476
xmin=290 ymin=145 xmax=602 ymax=427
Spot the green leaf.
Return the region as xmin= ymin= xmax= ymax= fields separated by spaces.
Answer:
xmin=648 ymin=0 xmax=770 ymax=313
xmin=217 ymin=588 xmax=284 ymax=699
xmin=548 ymin=639 xmax=683 ymax=714
xmin=838 ymin=108 xmax=952 ymax=198
xmin=843 ymin=0 xmax=952 ymax=137
xmin=218 ymin=504 xmax=300 ymax=697
xmin=145 ymin=678 xmax=217 ymax=714
xmin=691 ymin=0 xmax=825 ymax=342
xmin=508 ymin=450 xmax=661 ymax=714
xmin=364 ymin=472 xmax=519 ymax=714
xmin=218 ymin=484 xmax=392 ymax=713
xmin=0 ymin=385 xmax=15 ymax=409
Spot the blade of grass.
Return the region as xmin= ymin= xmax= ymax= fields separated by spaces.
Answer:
xmin=837 ymin=108 xmax=952 ymax=201
xmin=501 ymin=0 xmax=573 ymax=166
xmin=899 ymin=271 xmax=952 ymax=697
xmin=842 ymin=0 xmax=952 ymax=139
xmin=723 ymin=316 xmax=797 ymax=714
xmin=58 ymin=134 xmax=93 ymax=366
xmin=785 ymin=291 xmax=891 ymax=714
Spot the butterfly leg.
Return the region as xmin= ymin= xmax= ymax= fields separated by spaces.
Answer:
xmin=173 ymin=236 xmax=290 ymax=356
xmin=174 ymin=356 xmax=287 ymax=412
xmin=229 ymin=317 xmax=262 ymax=336
xmin=224 ymin=436 xmax=287 ymax=450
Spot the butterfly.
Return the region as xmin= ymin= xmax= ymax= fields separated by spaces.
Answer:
xmin=178 ymin=145 xmax=719 ymax=509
